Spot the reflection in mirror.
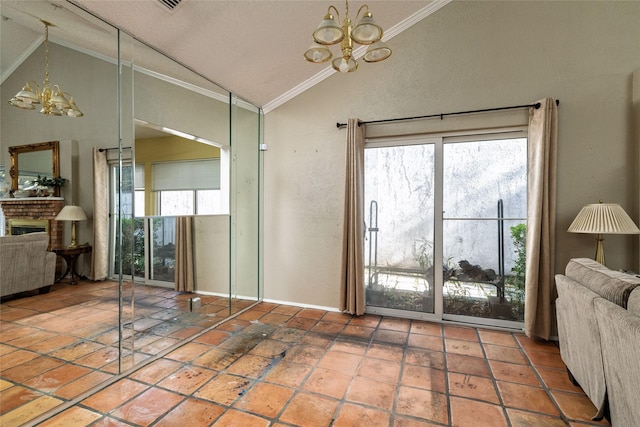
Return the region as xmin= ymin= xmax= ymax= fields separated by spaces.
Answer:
xmin=8 ymin=140 xmax=60 ymax=196
xmin=1 ymin=0 xmax=125 ymax=419
xmin=134 ymin=122 xmax=223 ymax=217
xmin=117 ymin=35 xmax=262 ymax=371
xmin=1 ymin=1 xmax=262 ymax=422
xmin=230 ymin=96 xmax=262 ymax=308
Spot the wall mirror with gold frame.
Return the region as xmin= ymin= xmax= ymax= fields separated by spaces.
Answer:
xmin=8 ymin=140 xmax=60 ymax=197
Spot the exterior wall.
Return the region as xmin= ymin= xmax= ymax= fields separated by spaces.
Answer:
xmin=264 ymin=1 xmax=640 ymax=309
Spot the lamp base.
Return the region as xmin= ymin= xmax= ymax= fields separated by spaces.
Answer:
xmin=594 ymin=234 xmax=605 ymax=266
xmin=69 ymin=221 xmax=78 ymax=248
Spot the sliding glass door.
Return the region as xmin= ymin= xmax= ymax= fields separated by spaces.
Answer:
xmin=365 ymin=133 xmax=527 ymax=329
xmin=365 ymin=140 xmax=437 ymax=318
xmin=109 ymin=162 xmax=176 ymax=285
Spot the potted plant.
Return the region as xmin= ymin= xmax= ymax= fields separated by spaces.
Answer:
xmin=34 ymin=175 xmax=66 ymax=196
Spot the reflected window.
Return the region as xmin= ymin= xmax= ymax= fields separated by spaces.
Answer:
xmin=135 ymin=164 xmax=145 ymax=217
xmin=158 ymin=190 xmax=194 ymax=215
xmin=153 ymin=159 xmax=220 ymax=215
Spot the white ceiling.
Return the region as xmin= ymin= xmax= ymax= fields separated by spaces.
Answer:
xmin=1 ymin=0 xmax=449 ymax=112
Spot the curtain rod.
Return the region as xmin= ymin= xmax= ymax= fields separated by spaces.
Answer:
xmin=336 ymin=99 xmax=560 ymax=129
xmin=98 ymin=146 xmax=132 ymax=152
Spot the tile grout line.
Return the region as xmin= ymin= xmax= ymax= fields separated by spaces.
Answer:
xmin=474 ymin=328 xmax=513 ymax=427
xmin=515 ymin=337 xmax=584 ymax=426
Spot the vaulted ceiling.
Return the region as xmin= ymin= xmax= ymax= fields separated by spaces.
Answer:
xmin=1 ymin=0 xmax=449 ymax=112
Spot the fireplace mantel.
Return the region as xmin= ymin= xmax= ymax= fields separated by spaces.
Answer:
xmin=2 ymin=197 xmax=64 ymax=202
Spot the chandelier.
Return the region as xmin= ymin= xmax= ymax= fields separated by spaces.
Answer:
xmin=304 ymin=0 xmax=391 ymax=73
xmin=8 ymin=20 xmax=83 ymax=117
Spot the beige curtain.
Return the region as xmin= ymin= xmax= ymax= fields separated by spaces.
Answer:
xmin=525 ymin=98 xmax=558 ymax=340
xmin=340 ymin=118 xmax=366 ymax=315
xmin=90 ymin=148 xmax=109 ymax=280
xmin=175 ymin=216 xmax=194 ymax=292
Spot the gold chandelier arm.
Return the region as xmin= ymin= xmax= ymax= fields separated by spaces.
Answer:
xmin=328 ymin=5 xmax=341 ymax=23
xmin=26 ymin=80 xmax=41 ymax=94
xmin=355 ymin=4 xmax=370 ymax=22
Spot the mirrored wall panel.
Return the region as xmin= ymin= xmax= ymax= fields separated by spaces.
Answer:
xmin=1 ymin=1 xmax=263 ymax=422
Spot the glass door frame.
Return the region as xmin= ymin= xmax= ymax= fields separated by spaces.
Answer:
xmin=109 ymin=161 xmax=170 ymax=287
xmin=364 ymin=130 xmax=527 ymax=331
xmin=364 ymin=136 xmax=444 ymax=323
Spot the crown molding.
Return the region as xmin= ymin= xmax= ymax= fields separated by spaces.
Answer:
xmin=262 ymin=0 xmax=452 ymax=114
xmin=0 ymin=36 xmax=43 ymax=85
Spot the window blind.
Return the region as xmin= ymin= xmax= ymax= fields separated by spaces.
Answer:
xmin=135 ymin=164 xmax=145 ymax=189
xmin=152 ymin=159 xmax=220 ymax=191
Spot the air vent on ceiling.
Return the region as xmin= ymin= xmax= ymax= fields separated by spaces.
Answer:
xmin=157 ymin=0 xmax=184 ymax=12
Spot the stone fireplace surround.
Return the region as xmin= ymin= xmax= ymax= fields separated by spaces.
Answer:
xmin=0 ymin=198 xmax=64 ymax=249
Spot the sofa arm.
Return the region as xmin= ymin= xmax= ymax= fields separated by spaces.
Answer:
xmin=44 ymin=251 xmax=56 ymax=286
xmin=555 ymin=274 xmax=606 ymax=419
xmin=594 ymin=297 xmax=640 ymax=426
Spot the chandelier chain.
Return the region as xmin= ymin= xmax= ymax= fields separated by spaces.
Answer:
xmin=44 ymin=23 xmax=50 ymax=87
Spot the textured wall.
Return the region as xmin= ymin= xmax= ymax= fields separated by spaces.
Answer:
xmin=264 ymin=1 xmax=640 ymax=309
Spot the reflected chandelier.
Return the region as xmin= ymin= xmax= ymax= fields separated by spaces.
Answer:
xmin=304 ymin=0 xmax=391 ymax=73
xmin=8 ymin=20 xmax=83 ymax=117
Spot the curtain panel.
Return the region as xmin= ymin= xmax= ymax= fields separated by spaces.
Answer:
xmin=525 ymin=98 xmax=558 ymax=340
xmin=91 ymin=148 xmax=109 ymax=281
xmin=175 ymin=216 xmax=195 ymax=292
xmin=340 ymin=119 xmax=366 ymax=315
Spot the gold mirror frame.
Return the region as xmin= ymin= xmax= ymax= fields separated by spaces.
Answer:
xmin=9 ymin=141 xmax=60 ymax=197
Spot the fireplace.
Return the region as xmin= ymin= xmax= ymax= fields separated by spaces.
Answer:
xmin=9 ymin=218 xmax=50 ymax=235
xmin=0 ymin=198 xmax=64 ymax=249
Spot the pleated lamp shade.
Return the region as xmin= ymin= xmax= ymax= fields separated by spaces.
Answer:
xmin=55 ymin=205 xmax=88 ymax=248
xmin=568 ymin=202 xmax=640 ymax=265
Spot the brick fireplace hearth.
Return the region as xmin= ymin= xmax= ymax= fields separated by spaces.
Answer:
xmin=0 ymin=198 xmax=64 ymax=249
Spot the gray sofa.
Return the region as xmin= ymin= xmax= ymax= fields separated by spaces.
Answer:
xmin=555 ymin=258 xmax=640 ymax=425
xmin=0 ymin=232 xmax=56 ymax=297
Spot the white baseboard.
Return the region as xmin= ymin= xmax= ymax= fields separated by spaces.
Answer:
xmin=261 ymin=298 xmax=341 ymax=313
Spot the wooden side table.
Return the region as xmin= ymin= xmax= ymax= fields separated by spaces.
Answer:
xmin=52 ymin=244 xmax=92 ymax=285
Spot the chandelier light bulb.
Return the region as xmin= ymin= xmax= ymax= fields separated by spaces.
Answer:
xmin=320 ymin=32 xmax=334 ymax=44
xmin=312 ymin=12 xmax=344 ymax=45
xmin=351 ymin=12 xmax=383 ymax=45
xmin=360 ymin=28 xmax=373 ymax=40
xmin=339 ymin=58 xmax=349 ymax=72
xmin=363 ymin=40 xmax=392 ymax=63
xmin=304 ymin=42 xmax=332 ymax=63
xmin=8 ymin=96 xmax=36 ymax=110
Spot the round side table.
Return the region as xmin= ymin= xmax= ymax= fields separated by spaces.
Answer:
xmin=52 ymin=244 xmax=92 ymax=285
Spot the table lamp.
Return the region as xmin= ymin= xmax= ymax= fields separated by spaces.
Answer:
xmin=568 ymin=202 xmax=640 ymax=266
xmin=55 ymin=205 xmax=88 ymax=248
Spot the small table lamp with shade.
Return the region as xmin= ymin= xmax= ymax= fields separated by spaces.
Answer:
xmin=55 ymin=205 xmax=88 ymax=248
xmin=568 ymin=202 xmax=640 ymax=266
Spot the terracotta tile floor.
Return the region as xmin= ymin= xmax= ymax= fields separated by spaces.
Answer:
xmin=0 ymin=279 xmax=246 ymax=426
xmin=1 ymin=283 xmax=611 ymax=426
